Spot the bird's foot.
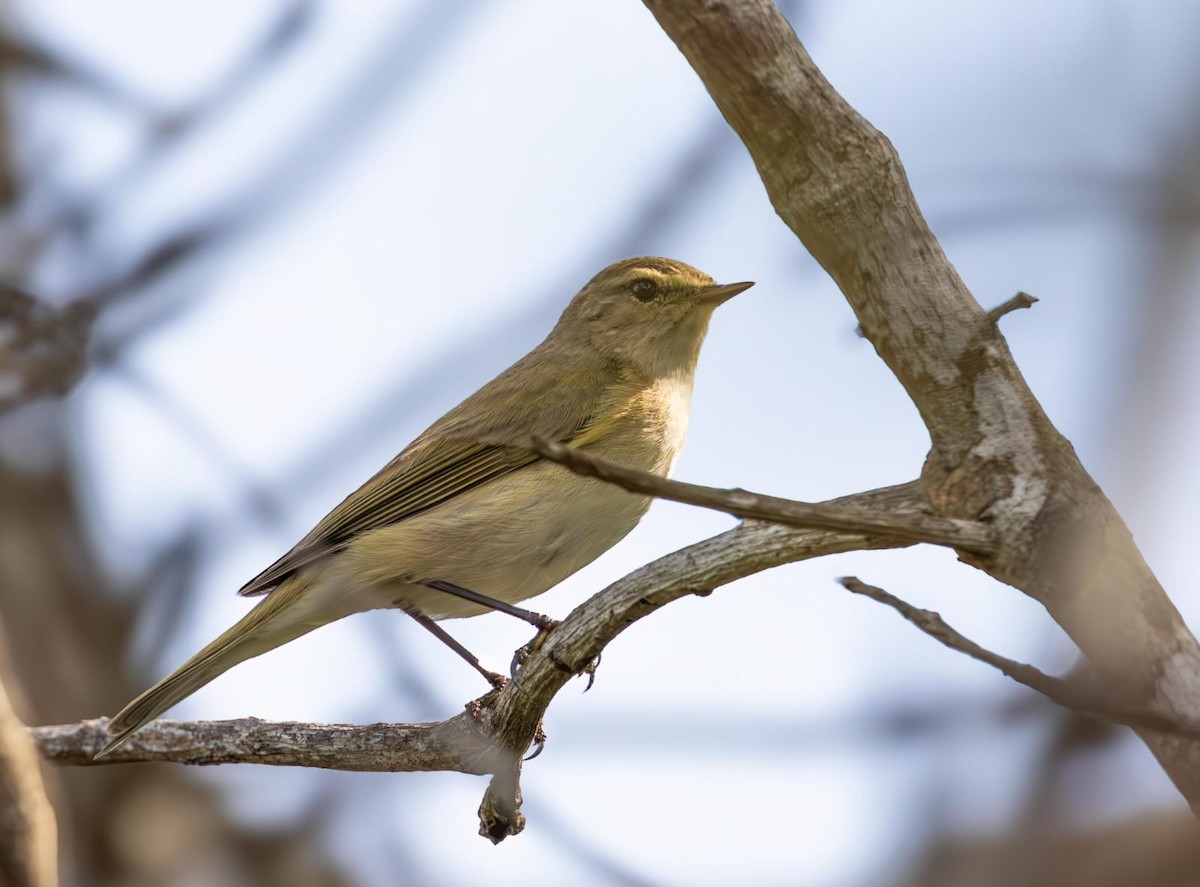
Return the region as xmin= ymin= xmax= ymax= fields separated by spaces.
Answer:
xmin=580 ymin=652 xmax=602 ymax=692
xmin=509 ymin=619 xmax=561 ymax=676
xmin=483 ymin=670 xmax=508 ymax=691
xmin=524 ymin=722 xmax=548 ymax=761
xmin=509 ymin=626 xmax=601 ymax=690
xmin=465 ymin=680 xmax=507 ymax=724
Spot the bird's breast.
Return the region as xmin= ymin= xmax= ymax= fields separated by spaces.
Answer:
xmin=654 ymin=371 xmax=695 ymax=473
xmin=592 ymin=371 xmax=695 ymax=476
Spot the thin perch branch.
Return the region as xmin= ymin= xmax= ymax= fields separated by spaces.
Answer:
xmin=34 ymin=483 xmax=929 ymax=841
xmin=531 ymin=437 xmax=995 ymax=555
xmin=31 ymin=716 xmax=501 ymax=773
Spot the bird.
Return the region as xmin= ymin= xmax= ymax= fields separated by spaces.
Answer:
xmin=98 ymin=257 xmax=752 ymax=756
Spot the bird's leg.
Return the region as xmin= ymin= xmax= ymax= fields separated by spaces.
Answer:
xmin=422 ymin=580 xmax=572 ymax=681
xmin=425 ymin=580 xmax=558 ymax=631
xmin=402 ymin=607 xmax=507 ymax=689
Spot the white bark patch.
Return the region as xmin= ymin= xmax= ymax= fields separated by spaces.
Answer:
xmin=970 ymin=353 xmax=1048 ymax=533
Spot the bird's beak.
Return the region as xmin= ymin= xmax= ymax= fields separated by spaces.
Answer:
xmin=695 ymin=280 xmax=754 ymax=306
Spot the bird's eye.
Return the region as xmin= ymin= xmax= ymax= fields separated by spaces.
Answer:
xmin=630 ymin=279 xmax=659 ymax=302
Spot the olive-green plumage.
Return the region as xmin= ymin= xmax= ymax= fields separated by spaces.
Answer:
xmin=98 ymin=257 xmax=751 ymax=756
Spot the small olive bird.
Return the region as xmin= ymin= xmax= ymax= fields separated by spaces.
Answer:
xmin=99 ymin=257 xmax=751 ymax=756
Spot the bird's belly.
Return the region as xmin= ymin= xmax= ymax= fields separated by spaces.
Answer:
xmin=336 ymin=461 xmax=656 ymax=619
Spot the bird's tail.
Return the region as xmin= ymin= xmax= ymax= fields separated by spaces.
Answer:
xmin=96 ymin=576 xmax=328 ymax=758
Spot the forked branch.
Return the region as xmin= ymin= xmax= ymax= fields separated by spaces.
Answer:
xmin=34 ymin=482 xmax=929 ymax=841
xmin=644 ymin=0 xmax=1200 ymax=811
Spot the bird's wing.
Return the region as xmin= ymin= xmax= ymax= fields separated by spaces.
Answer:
xmin=238 ymin=361 xmax=627 ymax=597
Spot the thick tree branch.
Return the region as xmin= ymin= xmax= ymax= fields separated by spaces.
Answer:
xmin=531 ymin=436 xmax=995 ymax=554
xmin=644 ymin=0 xmax=1200 ymax=813
xmin=36 ymin=482 xmax=926 ymax=840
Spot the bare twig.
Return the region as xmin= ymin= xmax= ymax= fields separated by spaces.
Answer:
xmin=532 ymin=437 xmax=995 ymax=555
xmin=838 ymin=577 xmax=1194 ymax=736
xmin=987 ymin=291 xmax=1039 ymax=322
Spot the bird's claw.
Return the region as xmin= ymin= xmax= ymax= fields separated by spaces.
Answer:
xmin=524 ymin=722 xmax=548 ymax=761
xmin=484 ymin=671 xmax=508 ymax=691
xmin=464 ymin=678 xmax=508 ymax=723
xmin=581 ymin=652 xmax=602 ymax=692
xmin=507 ymin=622 xmax=600 ymax=690
xmin=509 ymin=619 xmax=561 ymax=677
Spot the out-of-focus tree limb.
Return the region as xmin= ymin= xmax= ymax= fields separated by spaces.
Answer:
xmin=0 ymin=3 xmax=400 ymax=879
xmin=642 ymin=0 xmax=1200 ymax=811
xmin=0 ymin=646 xmax=56 ymax=887
xmin=838 ymin=577 xmax=1194 ymax=735
xmin=0 ymin=287 xmax=94 ymax=416
xmin=901 ymin=809 xmax=1200 ymax=887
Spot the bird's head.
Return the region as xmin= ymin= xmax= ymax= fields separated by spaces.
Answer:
xmin=557 ymin=257 xmax=753 ymax=378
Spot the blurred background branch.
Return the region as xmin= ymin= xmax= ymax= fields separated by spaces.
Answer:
xmin=0 ymin=3 xmax=367 ymax=883
xmin=838 ymin=577 xmax=1191 ymax=735
xmin=0 ymin=624 xmax=56 ymax=887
